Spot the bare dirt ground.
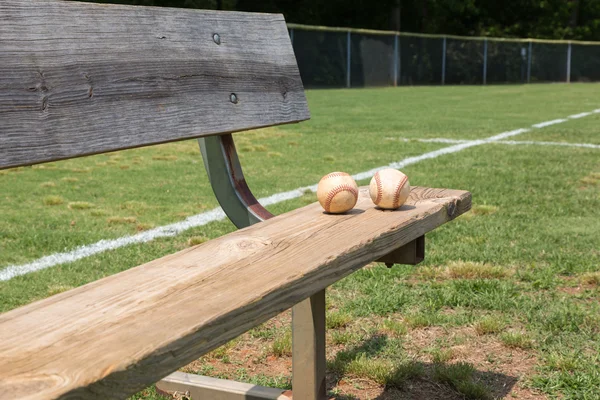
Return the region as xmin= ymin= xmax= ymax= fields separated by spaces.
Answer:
xmin=183 ymin=310 xmax=548 ymax=399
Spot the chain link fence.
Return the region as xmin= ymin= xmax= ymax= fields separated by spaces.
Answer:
xmin=288 ymin=23 xmax=600 ymax=88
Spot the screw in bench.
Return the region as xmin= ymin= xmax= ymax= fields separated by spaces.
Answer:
xmin=212 ymin=33 xmax=221 ymax=45
xmin=229 ymin=93 xmax=239 ymax=104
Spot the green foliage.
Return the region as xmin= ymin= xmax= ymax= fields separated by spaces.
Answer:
xmin=82 ymin=0 xmax=600 ymax=41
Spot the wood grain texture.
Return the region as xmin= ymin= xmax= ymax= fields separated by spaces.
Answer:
xmin=0 ymin=186 xmax=470 ymax=400
xmin=0 ymin=0 xmax=309 ymax=169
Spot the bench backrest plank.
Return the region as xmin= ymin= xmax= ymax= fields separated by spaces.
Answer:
xmin=0 ymin=0 xmax=309 ymax=169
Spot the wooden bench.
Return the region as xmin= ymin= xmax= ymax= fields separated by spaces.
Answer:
xmin=0 ymin=1 xmax=471 ymax=399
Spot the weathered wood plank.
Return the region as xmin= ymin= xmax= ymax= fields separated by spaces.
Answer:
xmin=0 ymin=0 xmax=309 ymax=169
xmin=0 ymin=186 xmax=470 ymax=400
xmin=156 ymin=372 xmax=291 ymax=400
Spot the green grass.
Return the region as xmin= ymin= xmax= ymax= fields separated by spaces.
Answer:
xmin=187 ymin=236 xmax=208 ymax=246
xmin=500 ymin=331 xmax=534 ymax=349
xmin=42 ymin=195 xmax=64 ymax=206
xmin=68 ymin=201 xmax=95 ymax=210
xmin=1 ymin=84 xmax=600 ymax=399
xmin=326 ymin=311 xmax=353 ymax=329
xmin=271 ymin=330 xmax=292 ymax=357
xmin=473 ymin=316 xmax=505 ymax=335
xmin=519 ymin=115 xmax=600 ymax=145
xmin=433 ymin=362 xmax=492 ymax=399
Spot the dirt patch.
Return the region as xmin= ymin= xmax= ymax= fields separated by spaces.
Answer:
xmin=404 ymin=326 xmax=545 ymax=399
xmin=181 ymin=315 xmax=546 ymax=399
xmin=557 ymin=286 xmax=586 ymax=295
xmin=556 ymin=279 xmax=599 ymax=301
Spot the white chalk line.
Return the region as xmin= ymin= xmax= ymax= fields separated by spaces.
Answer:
xmin=0 ymin=109 xmax=597 ymax=281
xmin=532 ymin=119 xmax=567 ymax=128
xmin=499 ymin=140 xmax=600 ymax=149
xmin=392 ymin=138 xmax=600 ymax=149
xmin=568 ymin=112 xmax=592 ymax=119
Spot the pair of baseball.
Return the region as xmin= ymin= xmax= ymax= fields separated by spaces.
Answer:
xmin=317 ymin=169 xmax=410 ymax=214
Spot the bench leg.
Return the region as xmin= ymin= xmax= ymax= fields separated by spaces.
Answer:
xmin=292 ymin=290 xmax=327 ymax=400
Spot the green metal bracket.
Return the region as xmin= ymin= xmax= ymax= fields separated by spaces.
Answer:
xmin=198 ymin=134 xmax=274 ymax=228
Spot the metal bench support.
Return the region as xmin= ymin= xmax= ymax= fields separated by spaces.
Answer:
xmin=292 ymin=290 xmax=327 ymax=399
xmin=157 ymin=134 xmax=423 ymax=399
xmin=198 ymin=134 xmax=274 ymax=227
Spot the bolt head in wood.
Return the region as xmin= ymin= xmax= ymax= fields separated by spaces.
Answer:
xmin=213 ymin=33 xmax=221 ymax=45
xmin=229 ymin=93 xmax=238 ymax=104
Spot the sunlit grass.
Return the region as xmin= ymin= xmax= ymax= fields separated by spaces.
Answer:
xmin=1 ymin=85 xmax=599 ymax=399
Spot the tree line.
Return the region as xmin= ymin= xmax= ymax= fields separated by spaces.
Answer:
xmin=81 ymin=0 xmax=600 ymax=41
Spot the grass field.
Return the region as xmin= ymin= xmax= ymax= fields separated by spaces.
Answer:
xmin=1 ymin=84 xmax=600 ymax=399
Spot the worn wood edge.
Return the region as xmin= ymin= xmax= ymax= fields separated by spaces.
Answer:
xmin=0 ymin=187 xmax=471 ymax=400
xmin=4 ymin=0 xmax=285 ymax=20
xmin=0 ymin=118 xmax=309 ymax=171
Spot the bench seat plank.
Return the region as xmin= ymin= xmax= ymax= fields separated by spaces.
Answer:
xmin=0 ymin=0 xmax=309 ymax=169
xmin=0 ymin=186 xmax=470 ymax=400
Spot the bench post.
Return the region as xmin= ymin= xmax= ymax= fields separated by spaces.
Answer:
xmin=292 ymin=290 xmax=327 ymax=400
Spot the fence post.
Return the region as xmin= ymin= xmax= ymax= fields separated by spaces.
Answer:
xmin=483 ymin=38 xmax=488 ymax=85
xmin=527 ymin=41 xmax=532 ymax=83
xmin=346 ymin=30 xmax=351 ymax=88
xmin=398 ymin=35 xmax=402 ymax=85
xmin=393 ymin=34 xmax=399 ymax=86
xmin=566 ymin=41 xmax=572 ymax=83
xmin=441 ymin=36 xmax=447 ymax=85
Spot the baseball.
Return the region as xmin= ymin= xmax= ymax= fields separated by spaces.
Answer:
xmin=317 ymin=172 xmax=359 ymax=214
xmin=369 ymin=168 xmax=410 ymax=210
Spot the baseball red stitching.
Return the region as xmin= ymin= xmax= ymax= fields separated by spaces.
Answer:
xmin=324 ymin=172 xmax=350 ymax=179
xmin=392 ymin=175 xmax=408 ymax=209
xmin=374 ymin=171 xmax=383 ymax=205
xmin=324 ymin=184 xmax=358 ymax=212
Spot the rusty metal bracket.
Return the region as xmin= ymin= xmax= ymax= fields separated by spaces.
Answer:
xmin=198 ymin=134 xmax=274 ymax=228
xmin=377 ymin=235 xmax=425 ymax=267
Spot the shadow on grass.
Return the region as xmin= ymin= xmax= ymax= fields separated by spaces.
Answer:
xmin=150 ymin=334 xmax=519 ymax=400
xmin=326 ymin=334 xmax=519 ymax=400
